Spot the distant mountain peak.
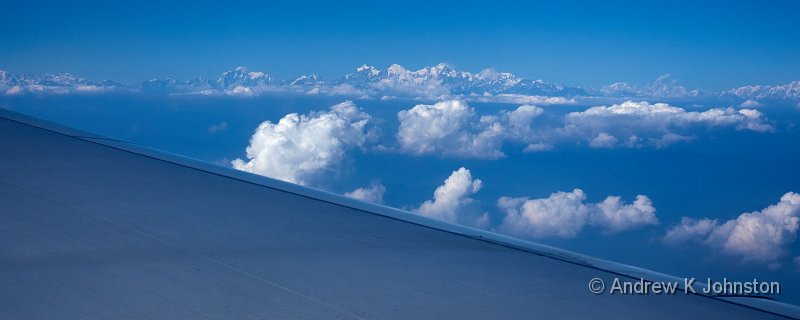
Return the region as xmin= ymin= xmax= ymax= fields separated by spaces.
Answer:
xmin=288 ymin=74 xmax=322 ymax=86
xmin=216 ymin=67 xmax=272 ymax=88
xmin=356 ymin=64 xmax=380 ymax=75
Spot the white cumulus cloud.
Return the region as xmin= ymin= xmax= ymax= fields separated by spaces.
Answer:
xmin=589 ymin=132 xmax=618 ymax=149
xmin=664 ymin=192 xmax=800 ymax=264
xmin=415 ymin=167 xmax=484 ymax=225
xmin=498 ymin=189 xmax=590 ymax=238
xmin=231 ymin=101 xmax=374 ymax=186
xmin=592 ymin=195 xmax=658 ymax=233
xmin=396 ymin=100 xmax=503 ymax=158
xmin=396 ymin=100 xmax=543 ymax=159
xmin=344 ymin=182 xmax=386 ymax=204
xmin=503 ymin=105 xmax=544 ymax=140
xmin=498 ymin=189 xmax=658 ymax=239
xmin=663 ymin=217 xmax=719 ymax=246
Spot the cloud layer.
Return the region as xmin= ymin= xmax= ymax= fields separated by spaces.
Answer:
xmin=498 ymin=189 xmax=658 ymax=239
xmin=232 ymin=101 xmax=374 ymax=185
xmin=393 ymin=100 xmax=774 ymax=158
xmin=560 ymin=101 xmax=773 ymax=148
xmin=664 ymin=192 xmax=800 ymax=264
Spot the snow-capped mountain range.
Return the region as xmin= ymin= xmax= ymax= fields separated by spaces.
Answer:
xmin=724 ymin=81 xmax=800 ymax=100
xmin=1 ymin=65 xmax=798 ymax=101
xmin=335 ymin=64 xmax=586 ymax=97
xmin=0 ymin=70 xmax=123 ymax=94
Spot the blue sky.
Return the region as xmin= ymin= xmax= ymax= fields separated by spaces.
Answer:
xmin=1 ymin=1 xmax=799 ymax=89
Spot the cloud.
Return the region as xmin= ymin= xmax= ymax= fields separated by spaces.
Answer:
xmin=471 ymin=93 xmax=576 ymax=105
xmin=651 ymin=133 xmax=692 ymax=148
xmin=663 ymin=192 xmax=800 ymax=264
xmin=344 ymin=182 xmax=386 ymax=204
xmin=395 ymin=100 xmax=543 ymax=159
xmin=589 ymin=132 xmax=618 ymax=148
xmin=647 ymin=74 xmax=700 ymax=98
xmin=503 ymin=104 xmax=544 ymax=139
xmin=247 ymin=71 xmax=266 ymax=80
xmin=75 ymin=85 xmax=102 ymax=92
xmin=415 ymin=167 xmax=484 ymax=225
xmin=477 ymin=68 xmax=500 ymax=80
xmin=231 ymin=101 xmax=374 ymax=186
xmin=522 ymin=142 xmax=553 ymax=152
xmin=559 ymin=101 xmax=773 ymax=148
xmin=568 ymin=101 xmax=771 ymax=131
xmin=498 ymin=189 xmax=590 ymax=238
xmin=663 ymin=217 xmax=719 ymax=246
xmin=739 ymin=99 xmax=763 ymax=108
xmin=228 ymin=86 xmax=255 ymax=96
xmin=498 ymin=189 xmax=657 ymax=239
xmin=208 ymin=122 xmax=228 ymax=134
xmin=592 ymin=195 xmax=658 ymax=233
xmin=396 ymin=100 xmax=504 ymax=159
xmin=394 ymin=100 xmax=773 ymax=157
xmin=598 ymin=74 xmax=699 ymax=98
xmin=304 ymin=84 xmax=368 ymax=98
xmin=5 ymin=86 xmax=23 ymax=95
xmin=707 ymin=192 xmax=800 ymax=263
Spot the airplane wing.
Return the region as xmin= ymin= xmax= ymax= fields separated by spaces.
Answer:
xmin=1 ymin=108 xmax=798 ymax=319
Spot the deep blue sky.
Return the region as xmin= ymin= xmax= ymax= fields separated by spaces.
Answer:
xmin=1 ymin=0 xmax=798 ymax=90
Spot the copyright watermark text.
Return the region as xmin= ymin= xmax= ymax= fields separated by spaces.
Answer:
xmin=588 ymin=277 xmax=781 ymax=296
